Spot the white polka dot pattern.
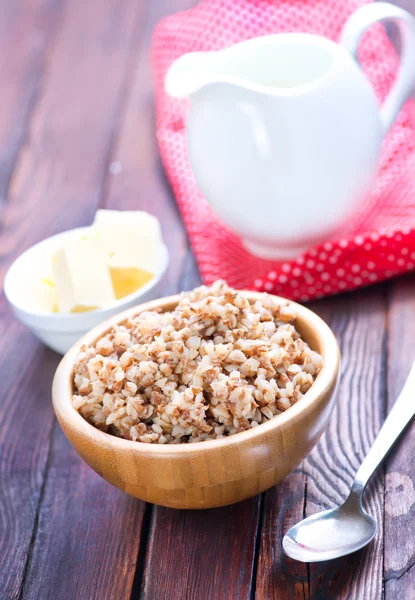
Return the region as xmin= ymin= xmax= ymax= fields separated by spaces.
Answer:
xmin=153 ymin=0 xmax=415 ymax=301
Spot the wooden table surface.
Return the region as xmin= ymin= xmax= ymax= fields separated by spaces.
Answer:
xmin=0 ymin=1 xmax=414 ymax=599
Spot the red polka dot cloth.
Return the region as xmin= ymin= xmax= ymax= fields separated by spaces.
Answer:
xmin=152 ymin=0 xmax=415 ymax=301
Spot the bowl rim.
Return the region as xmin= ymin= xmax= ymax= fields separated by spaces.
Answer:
xmin=4 ymin=226 xmax=169 ymax=321
xmin=52 ymin=291 xmax=340 ymax=454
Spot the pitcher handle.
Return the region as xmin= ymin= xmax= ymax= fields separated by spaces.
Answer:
xmin=340 ymin=2 xmax=415 ymax=136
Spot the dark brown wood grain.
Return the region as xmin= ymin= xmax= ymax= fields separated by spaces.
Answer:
xmin=179 ymin=246 xmax=203 ymax=291
xmin=256 ymin=470 xmax=309 ymax=600
xmin=306 ymin=289 xmax=387 ymax=600
xmin=0 ymin=340 xmax=58 ymax=600
xmin=0 ymin=2 xmax=65 ymax=597
xmin=384 ymin=276 xmax=415 ymax=599
xmin=0 ymin=1 xmax=150 ymax=599
xmin=0 ymin=0 xmax=147 ymax=265
xmin=0 ymin=0 xmax=63 ymax=208
xmin=20 ymin=434 xmax=147 ymax=600
xmin=141 ymin=498 xmax=262 ymax=600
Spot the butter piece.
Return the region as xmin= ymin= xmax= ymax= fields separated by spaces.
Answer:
xmin=52 ymin=238 xmax=115 ymax=313
xmin=93 ymin=210 xmax=162 ymax=274
xmin=39 ymin=278 xmax=59 ymax=313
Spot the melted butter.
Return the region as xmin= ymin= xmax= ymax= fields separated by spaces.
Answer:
xmin=50 ymin=302 xmax=97 ymax=314
xmin=44 ymin=269 xmax=154 ymax=312
xmin=70 ymin=305 xmax=99 ymax=313
xmin=41 ymin=277 xmax=55 ymax=288
xmin=110 ymin=267 xmax=154 ymax=300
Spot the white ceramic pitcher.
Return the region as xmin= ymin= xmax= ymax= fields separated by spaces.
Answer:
xmin=165 ymin=3 xmax=415 ymax=259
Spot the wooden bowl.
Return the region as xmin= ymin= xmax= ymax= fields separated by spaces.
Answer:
xmin=52 ymin=292 xmax=340 ymax=509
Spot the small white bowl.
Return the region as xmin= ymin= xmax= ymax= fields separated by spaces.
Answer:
xmin=4 ymin=227 xmax=169 ymax=354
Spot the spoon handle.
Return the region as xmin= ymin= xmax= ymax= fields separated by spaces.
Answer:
xmin=352 ymin=361 xmax=415 ymax=495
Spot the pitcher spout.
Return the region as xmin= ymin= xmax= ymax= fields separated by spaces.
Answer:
xmin=165 ymin=51 xmax=219 ymax=98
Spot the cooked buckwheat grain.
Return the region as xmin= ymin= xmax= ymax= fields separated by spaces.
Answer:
xmin=73 ymin=281 xmax=323 ymax=443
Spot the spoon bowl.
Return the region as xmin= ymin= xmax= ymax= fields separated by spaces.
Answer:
xmin=283 ymin=359 xmax=415 ymax=562
xmin=283 ymin=496 xmax=377 ymax=562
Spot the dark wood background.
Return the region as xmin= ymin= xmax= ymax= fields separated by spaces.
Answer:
xmin=0 ymin=1 xmax=414 ymax=599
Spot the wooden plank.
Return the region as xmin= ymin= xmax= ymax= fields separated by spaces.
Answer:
xmin=20 ymin=432 xmax=147 ymax=600
xmin=0 ymin=341 xmax=58 ymax=600
xmin=255 ymin=287 xmax=387 ymax=599
xmin=0 ymin=2 xmax=64 ymax=598
xmin=0 ymin=0 xmax=147 ymax=265
xmin=18 ymin=1 xmax=199 ymax=598
xmin=0 ymin=0 xmax=63 ymax=207
xmin=386 ymin=568 xmax=415 ymax=600
xmin=104 ymin=0 xmax=198 ymax=295
xmin=384 ymin=275 xmax=415 ymax=599
xmin=306 ymin=289 xmax=387 ymax=599
xmin=256 ymin=471 xmax=309 ymax=600
xmin=179 ymin=246 xmax=202 ymax=291
xmin=0 ymin=1 xmax=151 ymax=599
xmin=141 ymin=498 xmax=262 ymax=600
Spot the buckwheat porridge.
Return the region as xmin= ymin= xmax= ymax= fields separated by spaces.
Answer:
xmin=72 ymin=281 xmax=323 ymax=443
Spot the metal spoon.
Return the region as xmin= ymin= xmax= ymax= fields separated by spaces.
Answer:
xmin=283 ymin=361 xmax=415 ymax=562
